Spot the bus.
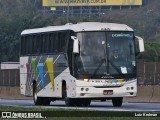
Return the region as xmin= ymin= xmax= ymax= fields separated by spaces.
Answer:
xmin=20 ymin=22 xmax=144 ymax=107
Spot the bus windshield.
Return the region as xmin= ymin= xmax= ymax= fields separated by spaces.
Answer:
xmin=75 ymin=31 xmax=136 ymax=79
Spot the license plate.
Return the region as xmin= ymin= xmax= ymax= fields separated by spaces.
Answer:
xmin=103 ymin=90 xmax=113 ymax=95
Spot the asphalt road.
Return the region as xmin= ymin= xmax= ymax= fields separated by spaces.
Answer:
xmin=0 ymin=99 xmax=160 ymax=112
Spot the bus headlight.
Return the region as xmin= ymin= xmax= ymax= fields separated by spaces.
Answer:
xmin=84 ymin=79 xmax=89 ymax=82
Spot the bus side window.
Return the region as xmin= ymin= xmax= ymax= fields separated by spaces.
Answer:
xmin=21 ymin=36 xmax=26 ymax=55
xmin=44 ymin=33 xmax=50 ymax=54
xmin=58 ymin=32 xmax=63 ymax=52
xmin=43 ymin=34 xmax=46 ymax=54
xmin=58 ymin=31 xmax=69 ymax=53
xmin=54 ymin=32 xmax=58 ymax=52
xmin=26 ymin=36 xmax=30 ymax=55
xmin=32 ymin=35 xmax=37 ymax=54
xmin=35 ymin=35 xmax=39 ymax=55
xmin=49 ymin=33 xmax=54 ymax=53
xmin=40 ymin=34 xmax=44 ymax=54
xmin=63 ymin=31 xmax=69 ymax=52
xmin=49 ymin=32 xmax=57 ymax=53
xmin=29 ymin=36 xmax=33 ymax=55
xmin=46 ymin=33 xmax=50 ymax=53
xmin=24 ymin=36 xmax=27 ymax=55
xmin=36 ymin=35 xmax=40 ymax=54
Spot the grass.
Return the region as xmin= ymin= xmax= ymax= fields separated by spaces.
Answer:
xmin=0 ymin=106 xmax=159 ymax=120
xmin=0 ymin=105 xmax=68 ymax=111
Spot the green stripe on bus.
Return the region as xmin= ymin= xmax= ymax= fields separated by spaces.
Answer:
xmin=31 ymin=58 xmax=36 ymax=79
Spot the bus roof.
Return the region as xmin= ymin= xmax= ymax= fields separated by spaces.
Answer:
xmin=21 ymin=22 xmax=133 ymax=35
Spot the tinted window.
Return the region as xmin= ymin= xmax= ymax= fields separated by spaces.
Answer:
xmin=20 ymin=30 xmax=70 ymax=55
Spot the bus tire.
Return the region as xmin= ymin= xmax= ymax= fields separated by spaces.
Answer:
xmin=112 ymin=97 xmax=123 ymax=107
xmin=65 ymin=97 xmax=74 ymax=106
xmin=62 ymin=84 xmax=74 ymax=106
xmin=33 ymin=82 xmax=43 ymax=106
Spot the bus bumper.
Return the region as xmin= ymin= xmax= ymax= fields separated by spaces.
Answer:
xmin=74 ymin=80 xmax=137 ymax=98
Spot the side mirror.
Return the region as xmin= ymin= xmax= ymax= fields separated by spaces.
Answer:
xmin=71 ymin=36 xmax=79 ymax=54
xmin=135 ymin=36 xmax=144 ymax=54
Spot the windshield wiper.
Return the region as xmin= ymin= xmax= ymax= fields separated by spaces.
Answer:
xmin=108 ymin=59 xmax=122 ymax=74
xmin=90 ymin=58 xmax=127 ymax=79
xmin=108 ymin=59 xmax=128 ymax=79
xmin=91 ymin=58 xmax=106 ymax=78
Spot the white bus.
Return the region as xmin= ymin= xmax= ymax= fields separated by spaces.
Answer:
xmin=20 ymin=22 xmax=144 ymax=106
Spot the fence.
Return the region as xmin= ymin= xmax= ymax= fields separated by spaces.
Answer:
xmin=137 ymin=62 xmax=160 ymax=85
xmin=0 ymin=69 xmax=20 ymax=87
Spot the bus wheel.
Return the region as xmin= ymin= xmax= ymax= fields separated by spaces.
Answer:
xmin=112 ymin=97 xmax=123 ymax=107
xmin=62 ymin=85 xmax=74 ymax=106
xmin=33 ymin=82 xmax=43 ymax=105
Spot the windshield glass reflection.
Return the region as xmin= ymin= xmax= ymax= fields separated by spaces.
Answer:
xmin=75 ymin=32 xmax=136 ymax=78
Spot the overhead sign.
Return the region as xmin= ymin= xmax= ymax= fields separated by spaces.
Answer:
xmin=43 ymin=0 xmax=142 ymax=7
